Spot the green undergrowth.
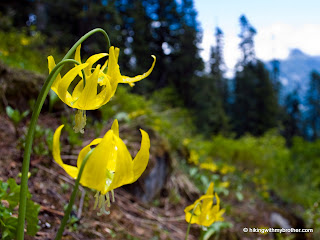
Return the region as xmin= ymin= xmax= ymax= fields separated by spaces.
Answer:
xmin=0 ymin=28 xmax=62 ymax=73
xmin=91 ymin=86 xmax=319 ymax=237
xmin=100 ymin=86 xmax=320 ymax=209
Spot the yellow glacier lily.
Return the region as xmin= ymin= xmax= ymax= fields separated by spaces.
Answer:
xmin=48 ymin=45 xmax=156 ymax=133
xmin=53 ymin=119 xmax=150 ymax=215
xmin=184 ymin=182 xmax=225 ymax=227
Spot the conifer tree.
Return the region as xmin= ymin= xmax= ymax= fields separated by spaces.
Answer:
xmin=233 ymin=15 xmax=278 ymax=136
xmin=238 ymin=14 xmax=257 ymax=66
xmin=210 ymin=27 xmax=228 ymax=112
xmin=282 ymin=89 xmax=302 ymax=144
xmin=306 ymin=70 xmax=320 ymax=140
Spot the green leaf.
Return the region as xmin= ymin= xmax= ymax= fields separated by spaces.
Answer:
xmin=0 ymin=178 xmax=40 ymax=237
xmin=26 ymin=199 xmax=41 ymax=236
xmin=5 ymin=106 xmax=15 ymax=119
xmin=21 ymin=110 xmax=30 ymax=118
xmin=0 ymin=180 xmax=8 ymax=199
xmin=202 ymin=227 xmax=216 ymax=240
xmin=236 ymin=191 xmax=244 ymax=202
xmin=6 ymin=178 xmax=22 ymax=209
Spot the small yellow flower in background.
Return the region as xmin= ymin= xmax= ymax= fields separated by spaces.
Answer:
xmin=20 ymin=37 xmax=30 ymax=46
xmin=184 ymin=182 xmax=225 ymax=227
xmin=183 ymin=138 xmax=190 ymax=146
xmin=53 ymin=119 xmax=150 ymax=215
xmin=0 ymin=49 xmax=9 ymax=56
xmin=220 ymin=164 xmax=235 ymax=175
xmin=48 ymin=45 xmax=156 ymax=133
xmin=219 ymin=181 xmax=230 ymax=189
xmin=188 ymin=150 xmax=199 ymax=165
xmin=199 ymin=162 xmax=218 ymax=172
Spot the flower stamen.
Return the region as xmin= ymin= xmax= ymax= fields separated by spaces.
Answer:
xmin=73 ymin=109 xmax=86 ymax=134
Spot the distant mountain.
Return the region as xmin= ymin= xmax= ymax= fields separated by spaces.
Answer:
xmin=266 ymin=49 xmax=320 ymax=101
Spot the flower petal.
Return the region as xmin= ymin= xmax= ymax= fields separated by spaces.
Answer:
xmin=57 ymin=63 xmax=89 ymax=106
xmin=77 ymin=138 xmax=102 ymax=170
xmin=202 ymin=182 xmax=214 ymax=209
xmin=53 ymin=125 xmax=78 ymax=178
xmin=80 ymin=130 xmax=115 ymax=192
xmin=111 ymin=119 xmax=119 ymax=137
xmin=71 ymin=80 xmax=84 ymax=102
xmin=48 ymin=56 xmax=61 ymax=92
xmin=75 ymin=45 xmax=82 ymax=65
xmin=75 ymin=45 xmax=83 ymax=78
xmin=184 ymin=203 xmax=200 ymax=224
xmin=105 ymin=133 xmax=133 ymax=193
xmin=120 ymin=55 xmax=156 ymax=85
xmin=70 ymin=64 xmax=100 ymax=110
xmin=107 ymin=47 xmax=122 ymax=89
xmin=84 ymin=53 xmax=108 ymax=76
xmin=132 ymin=129 xmax=150 ymax=182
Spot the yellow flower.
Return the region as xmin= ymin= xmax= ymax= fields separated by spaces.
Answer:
xmin=53 ymin=119 xmax=150 ymax=215
xmin=48 ymin=45 xmax=156 ymax=133
xmin=188 ymin=150 xmax=199 ymax=165
xmin=200 ymin=162 xmax=218 ymax=172
xmin=20 ymin=37 xmax=30 ymax=46
xmin=220 ymin=164 xmax=235 ymax=175
xmin=184 ymin=183 xmax=225 ymax=227
xmin=219 ymin=181 xmax=230 ymax=188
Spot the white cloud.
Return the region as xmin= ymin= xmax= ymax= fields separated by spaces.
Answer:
xmin=200 ymin=23 xmax=320 ymax=77
xmin=256 ymin=23 xmax=320 ymax=60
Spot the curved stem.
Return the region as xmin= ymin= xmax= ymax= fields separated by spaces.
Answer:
xmin=185 ymin=202 xmax=200 ymax=240
xmin=16 ymin=28 xmax=110 ymax=240
xmin=17 ymin=59 xmax=82 ymax=240
xmin=64 ymin=28 xmax=110 ymax=60
xmin=55 ymin=149 xmax=94 ymax=240
xmin=50 ymin=28 xmax=110 ymax=90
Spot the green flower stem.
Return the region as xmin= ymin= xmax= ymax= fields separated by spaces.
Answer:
xmin=55 ymin=149 xmax=94 ymax=240
xmin=16 ymin=59 xmax=80 ymax=239
xmin=185 ymin=202 xmax=200 ymax=240
xmin=16 ymin=28 xmax=110 ymax=240
xmin=63 ymin=28 xmax=110 ymax=61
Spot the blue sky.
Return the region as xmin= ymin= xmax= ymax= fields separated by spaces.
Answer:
xmin=194 ymin=0 xmax=320 ymax=75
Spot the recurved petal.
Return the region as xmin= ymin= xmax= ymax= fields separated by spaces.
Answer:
xmin=75 ymin=45 xmax=82 ymax=65
xmin=105 ymin=134 xmax=134 ymax=193
xmin=106 ymin=47 xmax=122 ymax=87
xmin=57 ymin=63 xmax=89 ymax=105
xmin=184 ymin=201 xmax=201 ymax=216
xmin=75 ymin=45 xmax=83 ymax=78
xmin=48 ymin=56 xmax=61 ymax=92
xmin=77 ymin=138 xmax=102 ymax=170
xmin=202 ymin=182 xmax=214 ymax=209
xmin=206 ymin=182 xmax=214 ymax=195
xmin=73 ymin=65 xmax=100 ymax=110
xmin=185 ymin=211 xmax=200 ymax=224
xmin=111 ymin=119 xmax=119 ymax=137
xmin=84 ymin=53 xmax=108 ymax=76
xmin=96 ymin=78 xmax=113 ymax=105
xmin=71 ymin=80 xmax=84 ymax=102
xmin=101 ymin=59 xmax=109 ymax=72
xmin=80 ymin=130 xmax=115 ymax=192
xmin=120 ymin=55 xmax=156 ymax=85
xmin=53 ymin=125 xmax=78 ymax=179
xmin=132 ymin=129 xmax=150 ymax=182
xmin=185 ymin=203 xmax=201 ymax=224
xmin=215 ymin=208 xmax=225 ymax=221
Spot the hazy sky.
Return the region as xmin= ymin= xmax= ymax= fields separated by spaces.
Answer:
xmin=194 ymin=0 xmax=320 ymax=75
